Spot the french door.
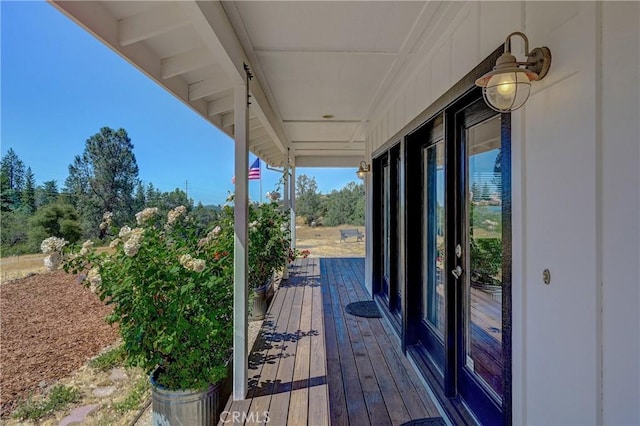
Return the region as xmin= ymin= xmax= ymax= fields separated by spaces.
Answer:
xmin=453 ymin=98 xmax=508 ymax=424
xmin=374 ymin=146 xmax=402 ymax=326
xmin=405 ymin=91 xmax=511 ymax=425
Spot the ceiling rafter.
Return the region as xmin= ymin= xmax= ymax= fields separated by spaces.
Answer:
xmin=207 ymin=95 xmax=234 ymax=117
xmin=179 ymin=1 xmax=290 ymax=162
xmin=251 ymin=137 xmax=274 ymax=149
xmin=188 ymin=78 xmax=231 ymax=102
xmin=118 ymin=3 xmax=189 ymax=47
xmin=161 ymin=47 xmax=214 ymax=79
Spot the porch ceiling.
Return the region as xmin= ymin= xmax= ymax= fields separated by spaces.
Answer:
xmin=49 ymin=1 xmax=452 ymax=168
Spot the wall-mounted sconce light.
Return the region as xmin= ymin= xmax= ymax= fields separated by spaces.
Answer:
xmin=356 ymin=161 xmax=370 ymax=179
xmin=475 ymin=31 xmax=551 ymax=112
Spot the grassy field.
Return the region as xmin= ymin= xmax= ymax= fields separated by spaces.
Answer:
xmin=0 ymin=226 xmax=364 ymax=283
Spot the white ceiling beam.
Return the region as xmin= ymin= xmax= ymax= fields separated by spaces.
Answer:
xmin=207 ymin=95 xmax=234 ymax=117
xmin=118 ymin=3 xmax=189 ymax=47
xmin=180 ymin=1 xmax=290 ymax=157
xmin=251 ymin=127 xmax=269 ymax=140
xmin=222 ymin=112 xmax=234 ymax=129
xmin=293 ymin=142 xmax=365 ymax=151
xmin=188 ymin=78 xmax=231 ymax=102
xmin=253 ymin=49 xmax=397 ymax=56
xmin=255 ymin=146 xmax=281 ymax=159
xmin=251 ymin=139 xmax=273 ymax=150
xmin=161 ymin=47 xmax=214 ymax=79
xmin=295 ymin=149 xmax=365 ymax=156
xmin=249 ymin=117 xmax=262 ymax=131
xmin=296 ymin=156 xmax=363 ymax=168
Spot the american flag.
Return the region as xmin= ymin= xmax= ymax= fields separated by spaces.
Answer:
xmin=231 ymin=158 xmax=261 ymax=183
xmin=248 ymin=158 xmax=261 ymax=180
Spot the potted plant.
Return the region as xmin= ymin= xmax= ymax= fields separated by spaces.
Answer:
xmin=217 ymin=196 xmax=292 ymax=320
xmin=61 ymin=206 xmax=234 ymax=424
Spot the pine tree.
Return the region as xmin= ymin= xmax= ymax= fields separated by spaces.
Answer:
xmin=65 ymin=127 xmax=140 ymax=237
xmin=1 ymin=148 xmax=26 ymax=210
xmin=21 ymin=167 xmax=36 ymax=213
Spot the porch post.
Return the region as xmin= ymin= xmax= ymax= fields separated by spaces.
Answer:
xmin=232 ymin=82 xmax=249 ymax=401
xmin=282 ymin=166 xmax=290 ymax=280
xmin=290 ymin=164 xmax=296 ymax=249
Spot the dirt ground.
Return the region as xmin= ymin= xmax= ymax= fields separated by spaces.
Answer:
xmin=0 ymin=225 xmax=364 ymax=422
xmin=294 ymin=224 xmax=365 ymax=258
xmin=0 ymin=270 xmax=119 ymax=418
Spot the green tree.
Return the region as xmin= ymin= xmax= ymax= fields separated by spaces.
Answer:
xmin=65 ymin=127 xmax=139 ymax=237
xmin=1 ymin=148 xmax=26 ymax=210
xmin=0 ymin=209 xmax=31 ymax=255
xmin=471 ymin=181 xmax=481 ymax=202
xmin=28 ymin=203 xmax=82 ymax=249
xmin=295 ymin=174 xmax=321 ymax=225
xmin=35 ymin=180 xmax=59 ymax=208
xmin=133 ymin=181 xmax=146 ymax=212
xmin=324 ymin=181 xmax=365 ymax=226
xmin=21 ymin=167 xmax=36 ymax=213
xmin=481 ymin=182 xmax=491 ymax=200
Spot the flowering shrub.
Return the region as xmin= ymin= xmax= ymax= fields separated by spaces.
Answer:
xmin=288 ymin=248 xmax=311 ymax=263
xmin=217 ymin=196 xmax=293 ymax=289
xmin=61 ymin=206 xmax=234 ymax=391
xmin=40 ymin=236 xmax=68 ymax=271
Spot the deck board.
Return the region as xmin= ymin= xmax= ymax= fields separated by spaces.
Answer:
xmin=220 ymin=257 xmax=444 ymax=425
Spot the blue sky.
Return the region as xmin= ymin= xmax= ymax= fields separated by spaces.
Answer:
xmin=1 ymin=1 xmax=360 ymax=206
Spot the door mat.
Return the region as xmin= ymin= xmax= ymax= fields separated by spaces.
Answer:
xmin=400 ymin=418 xmax=447 ymax=426
xmin=344 ymin=300 xmax=382 ymax=318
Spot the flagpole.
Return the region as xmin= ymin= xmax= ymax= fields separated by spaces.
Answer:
xmin=260 ymin=162 xmax=263 ymax=203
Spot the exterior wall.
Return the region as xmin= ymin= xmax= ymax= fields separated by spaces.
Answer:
xmin=601 ymin=2 xmax=640 ymax=425
xmin=365 ymin=1 xmax=640 ymax=424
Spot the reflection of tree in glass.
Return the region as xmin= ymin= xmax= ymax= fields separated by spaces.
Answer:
xmin=470 ymin=237 xmax=502 ymax=286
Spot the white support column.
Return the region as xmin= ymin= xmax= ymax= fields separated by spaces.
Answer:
xmin=282 ymin=166 xmax=290 ymax=280
xmin=290 ymin=165 xmax=296 ymax=249
xmin=232 ymin=83 xmax=249 ymax=401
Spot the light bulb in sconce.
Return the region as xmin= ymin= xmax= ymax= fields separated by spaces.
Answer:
xmin=356 ymin=161 xmax=370 ymax=179
xmin=475 ymin=32 xmax=551 ymax=112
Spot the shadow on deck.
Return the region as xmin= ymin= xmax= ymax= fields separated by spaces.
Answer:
xmin=220 ymin=257 xmax=444 ymax=425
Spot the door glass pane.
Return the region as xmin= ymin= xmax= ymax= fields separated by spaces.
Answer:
xmin=465 ymin=115 xmax=503 ymax=400
xmin=383 ymin=163 xmax=390 ymax=282
xmin=423 ymin=141 xmax=445 ymax=337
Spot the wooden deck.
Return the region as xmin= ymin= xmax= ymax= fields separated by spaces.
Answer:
xmin=220 ymin=257 xmax=444 ymax=425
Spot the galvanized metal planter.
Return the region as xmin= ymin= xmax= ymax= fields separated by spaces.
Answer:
xmin=150 ymin=370 xmax=221 ymax=426
xmin=250 ymin=277 xmax=274 ymax=321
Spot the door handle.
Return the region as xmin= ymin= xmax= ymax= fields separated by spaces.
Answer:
xmin=451 ymin=266 xmax=463 ymax=279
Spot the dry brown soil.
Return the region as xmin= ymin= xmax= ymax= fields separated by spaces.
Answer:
xmin=0 ymin=225 xmax=364 ymax=423
xmin=0 ymin=270 xmax=119 ymax=419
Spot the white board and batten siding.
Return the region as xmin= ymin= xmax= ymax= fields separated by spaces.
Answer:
xmin=363 ymin=2 xmax=640 ymax=425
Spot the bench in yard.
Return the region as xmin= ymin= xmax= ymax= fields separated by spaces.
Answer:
xmin=340 ymin=228 xmax=364 ymax=242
